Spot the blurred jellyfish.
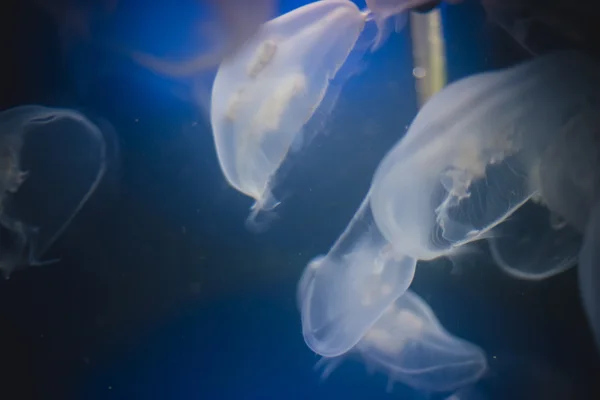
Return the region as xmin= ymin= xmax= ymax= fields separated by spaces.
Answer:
xmin=130 ymin=0 xmax=277 ymax=77
xmin=487 ymin=200 xmax=581 ymax=280
xmin=369 ymin=51 xmax=599 ymax=262
xmin=579 ymin=199 xmax=600 ymax=350
xmin=0 ymin=105 xmax=108 ymax=278
xmin=316 ymin=290 xmax=487 ymax=393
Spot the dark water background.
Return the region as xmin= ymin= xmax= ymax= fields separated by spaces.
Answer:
xmin=1 ymin=0 xmax=600 ymax=399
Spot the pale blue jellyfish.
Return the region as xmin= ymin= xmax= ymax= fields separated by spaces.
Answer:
xmin=315 ymin=290 xmax=487 ymax=393
xmin=0 ymin=105 xmax=108 ymax=278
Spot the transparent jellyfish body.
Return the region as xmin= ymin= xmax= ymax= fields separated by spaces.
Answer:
xmin=0 ymin=105 xmax=107 ymax=278
xmin=299 ymin=50 xmax=600 ymax=360
xmin=211 ymin=0 xmax=373 ymax=231
xmin=298 ymin=195 xmax=417 ymax=357
xmin=487 ymin=199 xmax=581 ymax=281
xmin=316 ymin=290 xmax=487 ymax=393
xmin=369 ymin=51 xmax=600 ymax=261
xmin=210 ymin=0 xmax=439 ymax=230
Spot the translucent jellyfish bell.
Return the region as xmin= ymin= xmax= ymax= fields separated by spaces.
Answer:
xmin=298 ymin=195 xmax=417 ymax=357
xmin=487 ymin=200 xmax=581 ymax=281
xmin=317 ymin=290 xmax=487 ymax=393
xmin=369 ymin=51 xmax=600 ymax=261
xmin=0 ymin=105 xmax=107 ymax=278
xmin=210 ymin=0 xmax=369 ymax=229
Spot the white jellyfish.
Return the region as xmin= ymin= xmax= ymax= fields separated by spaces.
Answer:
xmin=0 ymin=105 xmax=109 ymax=278
xmin=315 ymin=290 xmax=487 ymax=393
xmin=369 ymin=50 xmax=600 ymax=261
xmin=298 ymin=197 xmax=417 ymax=357
xmin=211 ymin=0 xmax=371 ymax=231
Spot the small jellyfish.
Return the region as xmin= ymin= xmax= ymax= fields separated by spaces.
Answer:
xmin=298 ymin=195 xmax=417 ymax=357
xmin=368 ymin=51 xmax=600 ymax=261
xmin=316 ymin=290 xmax=487 ymax=393
xmin=487 ymin=200 xmax=581 ymax=281
xmin=0 ymin=105 xmax=108 ymax=278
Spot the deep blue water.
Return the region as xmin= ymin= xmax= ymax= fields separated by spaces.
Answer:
xmin=1 ymin=1 xmax=599 ymax=399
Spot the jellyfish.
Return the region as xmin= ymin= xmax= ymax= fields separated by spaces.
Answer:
xmin=315 ymin=290 xmax=487 ymax=393
xmin=298 ymin=196 xmax=417 ymax=357
xmin=210 ymin=0 xmax=372 ymax=231
xmin=368 ymin=50 xmax=600 ymax=261
xmin=0 ymin=105 xmax=108 ymax=279
xmin=366 ymin=50 xmax=600 ymax=347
